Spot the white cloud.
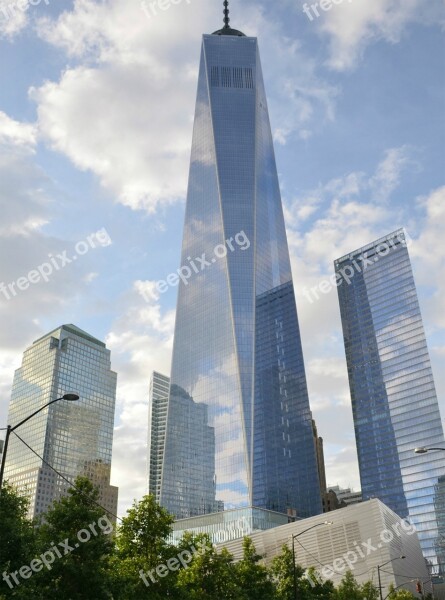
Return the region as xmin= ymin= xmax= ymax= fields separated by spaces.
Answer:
xmin=318 ymin=0 xmax=445 ymax=71
xmin=216 ymin=488 xmax=249 ymax=509
xmin=0 ymin=110 xmax=119 ymax=432
xmin=285 ymin=148 xmax=445 ymax=492
xmin=285 ymin=146 xmax=412 ymax=273
xmin=31 ymin=0 xmax=213 ymax=212
xmin=370 ymin=146 xmax=417 ymax=202
xmin=83 ymin=272 xmax=98 ymax=283
xmin=0 ymin=2 xmax=29 ymax=39
xmin=0 ymin=112 xmax=49 ymax=237
xmin=261 ymin=34 xmax=339 ymax=145
xmin=106 ymin=282 xmax=174 ymax=515
xmin=29 ymin=0 xmax=340 ymax=209
xmin=410 ymin=186 xmax=445 ymax=330
xmin=324 ymin=445 xmax=361 ymax=491
xmin=0 ymin=111 xmax=36 ymax=146
xmin=30 ymin=65 xmax=193 ymax=213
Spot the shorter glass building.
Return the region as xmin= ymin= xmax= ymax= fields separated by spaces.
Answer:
xmin=335 ymin=230 xmax=445 ymax=574
xmin=4 ymin=324 xmax=118 ymax=520
xmin=147 ymin=371 xmax=170 ymax=503
xmin=170 ymin=506 xmax=291 ymax=545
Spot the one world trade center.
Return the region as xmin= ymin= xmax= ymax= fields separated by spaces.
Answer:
xmin=160 ymin=2 xmax=322 ymax=522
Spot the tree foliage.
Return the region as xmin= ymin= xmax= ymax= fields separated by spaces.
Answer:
xmin=387 ymin=583 xmax=417 ymax=599
xmin=234 ymin=537 xmax=276 ymax=600
xmin=176 ymin=533 xmax=239 ymax=599
xmin=0 ymin=483 xmax=426 ymax=600
xmin=270 ymin=543 xmax=312 ymax=600
xmin=307 ymin=566 xmax=336 ymax=599
xmin=28 ymin=477 xmax=115 ymax=600
xmin=0 ymin=482 xmax=36 ymax=598
xmin=360 ymin=579 xmax=379 ymax=600
xmin=111 ymin=493 xmax=180 ymax=599
xmin=334 ymin=570 xmax=367 ymax=600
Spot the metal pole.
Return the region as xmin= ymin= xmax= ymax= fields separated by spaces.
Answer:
xmin=0 ymin=425 xmax=12 ymax=491
xmin=0 ymin=394 xmax=78 ymax=493
xmin=378 ymin=565 xmax=383 ymax=600
xmin=292 ymin=535 xmax=298 ymax=600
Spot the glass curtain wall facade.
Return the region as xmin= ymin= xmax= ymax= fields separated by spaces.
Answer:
xmin=4 ymin=324 xmax=118 ymax=519
xmin=160 ymin=26 xmax=321 ymax=520
xmin=147 ymin=371 xmax=170 ymax=502
xmin=335 ymin=230 xmax=445 ymax=573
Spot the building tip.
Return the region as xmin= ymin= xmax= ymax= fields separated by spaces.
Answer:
xmin=223 ymin=0 xmax=230 ymax=28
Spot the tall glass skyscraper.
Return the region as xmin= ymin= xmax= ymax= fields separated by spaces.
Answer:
xmin=335 ymin=229 xmax=445 ymax=573
xmin=4 ymin=325 xmax=118 ymax=519
xmin=160 ymin=8 xmax=321 ymax=521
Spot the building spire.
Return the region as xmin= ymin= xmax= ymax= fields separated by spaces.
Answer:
xmin=223 ymin=0 xmax=230 ymax=28
xmin=212 ymin=0 xmax=245 ymax=36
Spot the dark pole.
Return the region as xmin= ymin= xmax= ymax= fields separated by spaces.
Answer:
xmin=378 ymin=565 xmax=383 ymax=600
xmin=0 ymin=393 xmax=79 ymax=492
xmin=292 ymin=534 xmax=298 ymax=600
xmin=0 ymin=425 xmax=12 ymax=490
xmin=377 ymin=556 xmax=405 ymax=600
xmin=290 ymin=522 xmax=332 ymax=600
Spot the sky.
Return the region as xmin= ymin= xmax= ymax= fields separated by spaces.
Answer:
xmin=0 ymin=0 xmax=444 ymax=518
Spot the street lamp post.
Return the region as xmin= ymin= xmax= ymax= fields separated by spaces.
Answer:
xmin=414 ymin=447 xmax=445 ymax=454
xmin=377 ymin=556 xmax=406 ymax=600
xmin=0 ymin=393 xmax=80 ymax=491
xmin=291 ymin=521 xmax=332 ymax=599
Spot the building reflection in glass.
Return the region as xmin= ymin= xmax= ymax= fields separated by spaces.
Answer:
xmin=336 ymin=230 xmax=445 ymax=573
xmin=4 ymin=325 xmax=118 ymax=519
xmin=160 ymin=26 xmax=321 ymax=520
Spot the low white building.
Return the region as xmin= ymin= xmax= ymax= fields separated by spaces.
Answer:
xmin=219 ymin=499 xmax=432 ymax=598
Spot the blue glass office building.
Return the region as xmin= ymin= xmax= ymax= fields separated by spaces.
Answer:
xmin=160 ymin=14 xmax=321 ymax=521
xmin=335 ymin=230 xmax=445 ymax=573
xmin=4 ymin=325 xmax=118 ymax=520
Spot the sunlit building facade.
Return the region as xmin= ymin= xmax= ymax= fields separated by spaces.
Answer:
xmin=335 ymin=229 xmax=445 ymax=573
xmin=160 ymin=16 xmax=321 ymax=521
xmin=4 ymin=325 xmax=118 ymax=520
xmin=221 ymin=499 xmax=432 ymax=598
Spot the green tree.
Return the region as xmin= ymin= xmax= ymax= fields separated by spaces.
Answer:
xmin=27 ymin=476 xmax=115 ymax=600
xmin=360 ymin=580 xmax=379 ymax=600
xmin=386 ymin=583 xmax=416 ymax=599
xmin=270 ymin=544 xmax=312 ymax=600
xmin=334 ymin=570 xmax=363 ymax=600
xmin=111 ymin=493 xmax=179 ymax=599
xmin=0 ymin=482 xmax=36 ymax=598
xmin=176 ymin=533 xmax=239 ymax=599
xmin=234 ymin=537 xmax=276 ymax=599
xmin=306 ymin=566 xmax=335 ymax=599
